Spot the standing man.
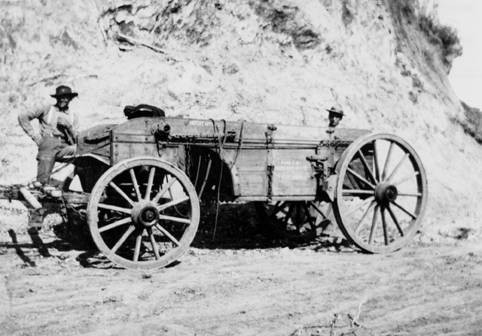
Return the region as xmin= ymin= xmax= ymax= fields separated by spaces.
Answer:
xmin=18 ymin=85 xmax=79 ymax=188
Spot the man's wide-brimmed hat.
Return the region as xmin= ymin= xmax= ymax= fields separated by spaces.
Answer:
xmin=326 ymin=106 xmax=344 ymax=117
xmin=50 ymin=85 xmax=78 ymax=99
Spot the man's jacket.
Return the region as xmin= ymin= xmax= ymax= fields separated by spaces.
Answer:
xmin=18 ymin=104 xmax=79 ymax=145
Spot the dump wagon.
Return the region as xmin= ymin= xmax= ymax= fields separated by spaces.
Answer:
xmin=2 ymin=106 xmax=428 ymax=269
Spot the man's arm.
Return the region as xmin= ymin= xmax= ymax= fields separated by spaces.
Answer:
xmin=18 ymin=106 xmax=47 ymax=145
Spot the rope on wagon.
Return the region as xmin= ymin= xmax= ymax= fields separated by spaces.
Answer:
xmin=210 ymin=119 xmax=228 ymax=241
xmin=229 ymin=120 xmax=245 ymax=170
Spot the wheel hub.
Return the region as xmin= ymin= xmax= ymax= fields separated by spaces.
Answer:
xmin=375 ymin=183 xmax=398 ymax=205
xmin=131 ymin=202 xmax=159 ymax=227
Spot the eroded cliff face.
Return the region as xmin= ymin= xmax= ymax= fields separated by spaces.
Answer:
xmin=0 ymin=0 xmax=480 ymax=238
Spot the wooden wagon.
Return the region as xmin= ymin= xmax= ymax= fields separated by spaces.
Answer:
xmin=2 ymin=106 xmax=428 ymax=269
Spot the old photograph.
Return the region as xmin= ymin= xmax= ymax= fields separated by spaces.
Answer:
xmin=0 ymin=0 xmax=480 ymax=335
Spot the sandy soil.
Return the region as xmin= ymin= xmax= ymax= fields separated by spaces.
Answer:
xmin=0 ymin=221 xmax=480 ymax=336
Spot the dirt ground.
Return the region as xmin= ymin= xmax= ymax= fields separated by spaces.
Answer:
xmin=0 ymin=213 xmax=480 ymax=336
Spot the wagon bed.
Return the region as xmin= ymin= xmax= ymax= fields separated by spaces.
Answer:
xmin=78 ymin=117 xmax=369 ymax=201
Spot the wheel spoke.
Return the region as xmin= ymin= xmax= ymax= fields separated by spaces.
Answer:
xmin=98 ymin=203 xmax=132 ymax=214
xmin=357 ymin=150 xmax=378 ymax=184
xmin=148 ymin=228 xmax=160 ymax=260
xmin=381 ymin=208 xmax=388 ymax=245
xmin=109 ymin=182 xmax=134 ymax=206
xmin=303 ymin=203 xmax=316 ymax=227
xmin=159 ymin=214 xmax=191 ymax=225
xmin=145 ymin=167 xmax=156 ymax=200
xmin=387 ymin=205 xmax=404 ymax=236
xmin=133 ymin=232 xmax=143 ymax=261
xmin=397 ymin=192 xmax=422 ymax=197
xmin=391 ymin=201 xmax=417 ymax=220
xmin=368 ymin=205 xmax=379 ymax=244
xmin=99 ymin=217 xmax=131 ymax=233
xmin=167 ymin=186 xmax=174 ymax=201
xmin=283 ymin=204 xmax=294 ymax=225
xmin=293 ymin=203 xmax=302 ymax=230
xmin=157 ymin=196 xmax=189 ymax=212
xmin=198 ymin=158 xmax=212 ymax=199
xmin=354 ymin=201 xmax=376 ymax=234
xmin=342 ymin=189 xmax=374 ymax=196
xmin=347 ymin=168 xmax=376 ymax=189
xmin=270 ymin=202 xmax=283 ymax=217
xmin=279 ymin=207 xmax=289 ymax=215
xmin=386 ymin=153 xmax=408 ymax=182
xmin=381 ymin=142 xmax=395 ymax=181
xmin=344 ymin=196 xmax=374 ymax=218
xmin=152 ymin=178 xmax=176 ymax=204
xmin=309 ymin=201 xmax=328 ymax=220
xmin=373 ymin=140 xmax=380 ymax=181
xmin=194 ymin=157 xmax=202 ymax=188
xmin=111 ymin=225 xmax=135 ymax=253
xmin=347 ymin=173 xmax=360 ymax=190
xmin=129 ymin=168 xmax=142 ymax=201
xmin=155 ymin=224 xmax=181 ymax=246
xmin=392 ymin=172 xmax=419 ymax=186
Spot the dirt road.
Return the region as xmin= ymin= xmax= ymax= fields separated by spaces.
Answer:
xmin=0 ymin=226 xmax=480 ymax=336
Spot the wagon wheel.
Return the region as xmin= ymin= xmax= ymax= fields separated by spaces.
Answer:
xmin=256 ymin=201 xmax=328 ymax=241
xmin=87 ymin=157 xmax=200 ymax=269
xmin=333 ymin=133 xmax=427 ymax=253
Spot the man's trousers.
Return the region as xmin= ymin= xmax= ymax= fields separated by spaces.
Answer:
xmin=36 ymin=136 xmax=76 ymax=185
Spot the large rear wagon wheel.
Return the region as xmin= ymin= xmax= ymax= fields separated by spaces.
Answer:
xmin=87 ymin=157 xmax=200 ymax=269
xmin=333 ymin=133 xmax=427 ymax=253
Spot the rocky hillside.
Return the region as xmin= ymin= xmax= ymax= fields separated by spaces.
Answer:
xmin=0 ymin=0 xmax=480 ymax=239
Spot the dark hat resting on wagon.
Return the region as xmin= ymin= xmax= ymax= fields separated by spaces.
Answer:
xmin=50 ymin=85 xmax=78 ymax=99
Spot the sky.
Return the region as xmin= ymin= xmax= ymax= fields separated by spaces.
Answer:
xmin=437 ymin=0 xmax=482 ymax=108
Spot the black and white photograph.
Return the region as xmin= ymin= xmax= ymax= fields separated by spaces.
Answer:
xmin=0 ymin=0 xmax=480 ymax=335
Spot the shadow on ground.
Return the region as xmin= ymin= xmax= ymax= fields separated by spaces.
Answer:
xmin=191 ymin=203 xmax=352 ymax=251
xmin=2 ymin=228 xmax=81 ymax=267
xmin=1 ymin=203 xmax=353 ymax=269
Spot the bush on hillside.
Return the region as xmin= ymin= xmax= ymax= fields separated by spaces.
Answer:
xmin=397 ymin=0 xmax=462 ymax=71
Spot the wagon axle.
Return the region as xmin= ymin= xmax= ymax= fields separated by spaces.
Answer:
xmin=374 ymin=183 xmax=398 ymax=205
xmin=131 ymin=202 xmax=159 ymax=227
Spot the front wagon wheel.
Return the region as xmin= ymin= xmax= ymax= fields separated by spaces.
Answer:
xmin=333 ymin=133 xmax=428 ymax=253
xmin=87 ymin=157 xmax=200 ymax=269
